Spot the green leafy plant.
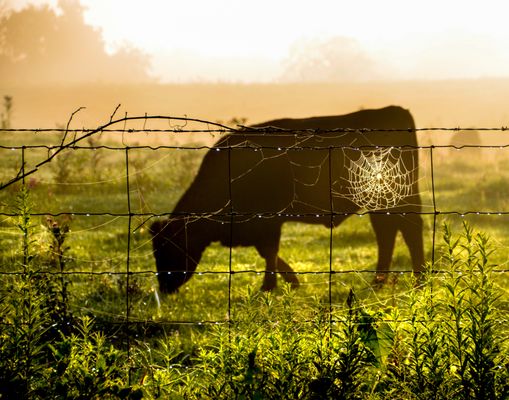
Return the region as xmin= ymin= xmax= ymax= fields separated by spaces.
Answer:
xmin=379 ymin=223 xmax=509 ymax=400
xmin=441 ymin=223 xmax=508 ymax=399
xmin=44 ymin=215 xmax=72 ymax=326
xmin=0 ymin=188 xmax=140 ymax=398
xmin=308 ymin=290 xmax=379 ymax=400
xmin=0 ymin=187 xmax=52 ymax=398
xmin=48 ymin=316 xmax=142 ymax=399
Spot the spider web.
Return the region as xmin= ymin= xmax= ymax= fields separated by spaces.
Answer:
xmin=335 ymin=147 xmax=415 ymax=211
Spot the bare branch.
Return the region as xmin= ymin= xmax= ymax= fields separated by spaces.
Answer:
xmin=61 ymin=106 xmax=85 ymax=147
xmin=109 ymin=104 xmax=121 ymax=123
xmin=0 ymin=113 xmax=239 ymax=191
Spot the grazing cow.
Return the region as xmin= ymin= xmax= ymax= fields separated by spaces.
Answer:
xmin=150 ymin=106 xmax=424 ymax=294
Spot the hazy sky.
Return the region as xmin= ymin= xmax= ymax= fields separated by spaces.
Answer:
xmin=5 ymin=0 xmax=509 ymax=82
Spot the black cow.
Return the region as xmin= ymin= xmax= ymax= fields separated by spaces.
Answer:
xmin=150 ymin=106 xmax=424 ymax=294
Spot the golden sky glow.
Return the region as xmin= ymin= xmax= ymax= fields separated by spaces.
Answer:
xmin=5 ymin=0 xmax=509 ymax=82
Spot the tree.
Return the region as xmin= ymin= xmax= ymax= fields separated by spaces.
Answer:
xmin=0 ymin=0 xmax=153 ymax=85
xmin=281 ymin=36 xmax=381 ymax=83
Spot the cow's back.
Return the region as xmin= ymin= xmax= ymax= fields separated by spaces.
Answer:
xmin=253 ymin=106 xmax=412 ymax=129
xmin=175 ymin=106 xmax=419 ymax=221
xmin=251 ymin=106 xmax=417 ymax=147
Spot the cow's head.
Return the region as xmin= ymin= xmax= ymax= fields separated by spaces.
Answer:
xmin=149 ymin=218 xmax=203 ymax=294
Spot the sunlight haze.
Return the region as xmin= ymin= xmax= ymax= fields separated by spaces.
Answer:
xmin=5 ymin=0 xmax=509 ymax=82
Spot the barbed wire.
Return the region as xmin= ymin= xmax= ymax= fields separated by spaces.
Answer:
xmin=1 ymin=126 xmax=508 ymax=133
xmin=1 ymin=268 xmax=509 ymax=276
xmin=2 ymin=210 xmax=509 ymax=218
xmin=3 ymin=143 xmax=509 ymax=151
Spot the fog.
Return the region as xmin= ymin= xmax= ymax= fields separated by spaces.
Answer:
xmin=4 ymin=0 xmax=509 ymax=84
xmin=1 ymin=0 xmax=509 ymax=131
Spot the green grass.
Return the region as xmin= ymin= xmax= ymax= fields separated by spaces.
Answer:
xmin=1 ymin=135 xmax=509 ymax=398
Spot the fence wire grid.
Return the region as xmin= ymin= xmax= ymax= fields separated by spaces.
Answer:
xmin=1 ymin=113 xmax=509 ymax=336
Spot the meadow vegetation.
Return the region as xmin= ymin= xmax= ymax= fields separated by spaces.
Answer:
xmin=1 ymin=121 xmax=509 ymax=398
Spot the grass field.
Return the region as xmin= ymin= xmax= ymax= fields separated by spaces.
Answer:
xmin=1 ymin=119 xmax=509 ymax=398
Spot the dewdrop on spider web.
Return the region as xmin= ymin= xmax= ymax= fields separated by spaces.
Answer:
xmin=338 ymin=147 xmax=415 ymax=211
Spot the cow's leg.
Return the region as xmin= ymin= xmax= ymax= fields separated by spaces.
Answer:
xmin=370 ymin=214 xmax=398 ymax=285
xmin=256 ymin=245 xmax=278 ymax=291
xmin=399 ymin=214 xmax=425 ymax=278
xmin=277 ymin=257 xmax=299 ymax=288
xmin=255 ymin=223 xmax=297 ymax=291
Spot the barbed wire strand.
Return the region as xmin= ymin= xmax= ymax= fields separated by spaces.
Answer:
xmin=1 ymin=126 xmax=509 ymax=134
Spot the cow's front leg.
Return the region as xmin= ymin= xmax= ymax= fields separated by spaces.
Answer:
xmin=370 ymin=214 xmax=398 ymax=286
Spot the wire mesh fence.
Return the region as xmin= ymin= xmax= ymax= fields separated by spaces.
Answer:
xmin=1 ymin=112 xmax=509 ymax=380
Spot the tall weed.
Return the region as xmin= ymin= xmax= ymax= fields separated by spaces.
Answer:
xmin=0 ymin=188 xmax=140 ymax=399
xmin=379 ymin=223 xmax=509 ymax=400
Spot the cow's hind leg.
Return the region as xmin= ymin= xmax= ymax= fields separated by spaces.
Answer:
xmin=256 ymin=245 xmax=278 ymax=291
xmin=277 ymin=257 xmax=299 ymax=288
xmin=370 ymin=214 xmax=398 ymax=285
xmin=256 ymin=252 xmax=300 ymax=291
